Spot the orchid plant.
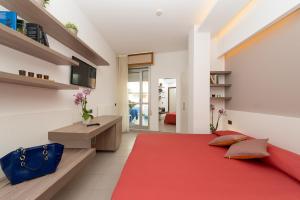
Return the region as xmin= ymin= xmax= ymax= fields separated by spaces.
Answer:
xmin=210 ymin=104 xmax=225 ymax=133
xmin=74 ymin=89 xmax=94 ymax=123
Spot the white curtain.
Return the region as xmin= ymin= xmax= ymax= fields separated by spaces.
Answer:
xmin=117 ymin=56 xmax=129 ymax=132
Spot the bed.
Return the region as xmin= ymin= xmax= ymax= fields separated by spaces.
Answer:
xmin=164 ymin=112 xmax=176 ymax=125
xmin=112 ymin=132 xmax=300 ymax=200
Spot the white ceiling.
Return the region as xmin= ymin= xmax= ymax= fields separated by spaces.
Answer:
xmin=75 ymin=0 xmax=210 ymax=54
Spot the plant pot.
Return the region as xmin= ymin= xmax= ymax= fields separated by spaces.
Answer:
xmin=67 ymin=28 xmax=78 ymax=36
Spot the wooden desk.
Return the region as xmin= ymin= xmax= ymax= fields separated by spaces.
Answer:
xmin=49 ymin=116 xmax=122 ymax=151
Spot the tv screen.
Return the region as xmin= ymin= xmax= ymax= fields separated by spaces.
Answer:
xmin=71 ymin=56 xmax=96 ymax=89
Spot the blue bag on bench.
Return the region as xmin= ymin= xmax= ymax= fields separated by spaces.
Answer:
xmin=0 ymin=143 xmax=64 ymax=185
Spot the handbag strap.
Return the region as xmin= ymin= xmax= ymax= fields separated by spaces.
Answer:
xmin=17 ymin=145 xmax=49 ymax=171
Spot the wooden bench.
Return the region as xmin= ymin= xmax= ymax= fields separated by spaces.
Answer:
xmin=0 ymin=148 xmax=95 ymax=200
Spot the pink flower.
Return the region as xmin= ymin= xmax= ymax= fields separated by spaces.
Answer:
xmin=218 ymin=109 xmax=225 ymax=115
xmin=74 ymin=92 xmax=84 ymax=105
xmin=83 ymin=89 xmax=91 ymax=96
xmin=73 ymin=89 xmax=92 ymax=106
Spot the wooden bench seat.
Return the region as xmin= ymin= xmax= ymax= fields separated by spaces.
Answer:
xmin=0 ymin=148 xmax=95 ymax=200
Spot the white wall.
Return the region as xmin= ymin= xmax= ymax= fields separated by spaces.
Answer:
xmin=224 ymin=110 xmax=300 ymax=154
xmin=187 ymin=26 xmax=211 ymax=133
xmin=149 ymin=51 xmax=188 ymax=132
xmin=0 ymin=0 xmax=117 ymax=178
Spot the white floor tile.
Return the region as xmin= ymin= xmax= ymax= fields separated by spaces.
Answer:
xmin=52 ymin=133 xmax=137 ymax=200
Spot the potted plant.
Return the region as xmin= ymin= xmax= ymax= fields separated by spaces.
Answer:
xmin=210 ymin=104 xmax=225 ymax=133
xmin=74 ymin=89 xmax=94 ymax=125
xmin=65 ymin=22 xmax=79 ymax=36
xmin=33 ymin=0 xmax=50 ymax=8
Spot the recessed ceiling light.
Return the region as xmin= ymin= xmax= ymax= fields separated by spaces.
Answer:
xmin=156 ymin=9 xmax=163 ymax=16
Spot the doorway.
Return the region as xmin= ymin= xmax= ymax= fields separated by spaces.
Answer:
xmin=158 ymin=78 xmax=176 ymax=132
xmin=128 ymin=68 xmax=150 ymax=130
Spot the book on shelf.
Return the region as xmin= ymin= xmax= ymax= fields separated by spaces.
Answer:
xmin=25 ymin=23 xmax=49 ymax=47
xmin=0 ymin=11 xmax=17 ymax=30
xmin=40 ymin=26 xmax=49 ymax=47
xmin=210 ymin=75 xmax=219 ymax=84
xmin=26 ymin=23 xmax=43 ymax=43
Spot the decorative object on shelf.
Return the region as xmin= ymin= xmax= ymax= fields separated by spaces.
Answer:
xmin=43 ymin=0 xmax=50 ymax=7
xmin=0 ymin=11 xmax=17 ymax=30
xmin=33 ymin=0 xmax=51 ymax=8
xmin=28 ymin=72 xmax=34 ymax=77
xmin=74 ymin=89 xmax=94 ymax=125
xmin=65 ymin=22 xmax=78 ymax=36
xmin=37 ymin=74 xmax=43 ymax=79
xmin=17 ymin=19 xmax=26 ymax=34
xmin=0 ymin=143 xmax=64 ymax=185
xmin=18 ymin=70 xmax=26 ymax=76
xmin=25 ymin=23 xmax=49 ymax=47
xmin=210 ymin=104 xmax=225 ymax=133
xmin=210 ymin=75 xmax=219 ymax=84
xmin=43 ymin=75 xmax=49 ymax=80
xmin=212 ymin=94 xmax=216 ymax=97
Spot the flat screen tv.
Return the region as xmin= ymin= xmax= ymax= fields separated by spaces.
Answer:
xmin=71 ymin=56 xmax=96 ymax=89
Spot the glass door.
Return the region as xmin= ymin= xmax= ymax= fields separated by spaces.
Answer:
xmin=128 ymin=68 xmax=149 ymax=129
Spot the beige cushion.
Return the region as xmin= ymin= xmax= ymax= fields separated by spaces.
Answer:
xmin=209 ymin=135 xmax=248 ymax=146
xmin=225 ymin=139 xmax=270 ymax=159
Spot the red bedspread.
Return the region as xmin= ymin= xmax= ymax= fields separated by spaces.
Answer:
xmin=112 ymin=134 xmax=300 ymax=200
xmin=164 ymin=112 xmax=176 ymax=125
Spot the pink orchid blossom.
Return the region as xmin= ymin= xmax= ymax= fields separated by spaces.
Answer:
xmin=83 ymin=89 xmax=91 ymax=96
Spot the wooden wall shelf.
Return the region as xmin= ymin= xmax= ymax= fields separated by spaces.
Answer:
xmin=0 ymin=23 xmax=78 ymax=66
xmin=0 ymin=0 xmax=109 ymax=66
xmin=211 ymin=97 xmax=232 ymax=101
xmin=210 ymin=84 xmax=232 ymax=87
xmin=0 ymin=71 xmax=79 ymax=90
xmin=210 ymin=71 xmax=232 ymax=75
xmin=0 ymin=148 xmax=95 ymax=200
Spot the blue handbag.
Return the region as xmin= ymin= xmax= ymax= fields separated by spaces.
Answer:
xmin=0 ymin=143 xmax=64 ymax=185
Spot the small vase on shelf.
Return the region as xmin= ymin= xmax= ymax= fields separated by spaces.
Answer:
xmin=82 ymin=116 xmax=92 ymax=125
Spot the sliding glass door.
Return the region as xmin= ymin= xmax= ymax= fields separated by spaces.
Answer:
xmin=128 ymin=68 xmax=149 ymax=129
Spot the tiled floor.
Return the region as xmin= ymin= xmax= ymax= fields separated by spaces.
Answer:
xmin=159 ymin=119 xmax=176 ymax=132
xmin=52 ymin=132 xmax=137 ymax=200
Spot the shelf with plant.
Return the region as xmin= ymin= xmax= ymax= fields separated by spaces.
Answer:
xmin=0 ymin=0 xmax=109 ymax=65
xmin=0 ymin=23 xmax=78 ymax=66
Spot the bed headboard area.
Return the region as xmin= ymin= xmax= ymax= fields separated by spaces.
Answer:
xmin=224 ymin=9 xmax=300 ymax=154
